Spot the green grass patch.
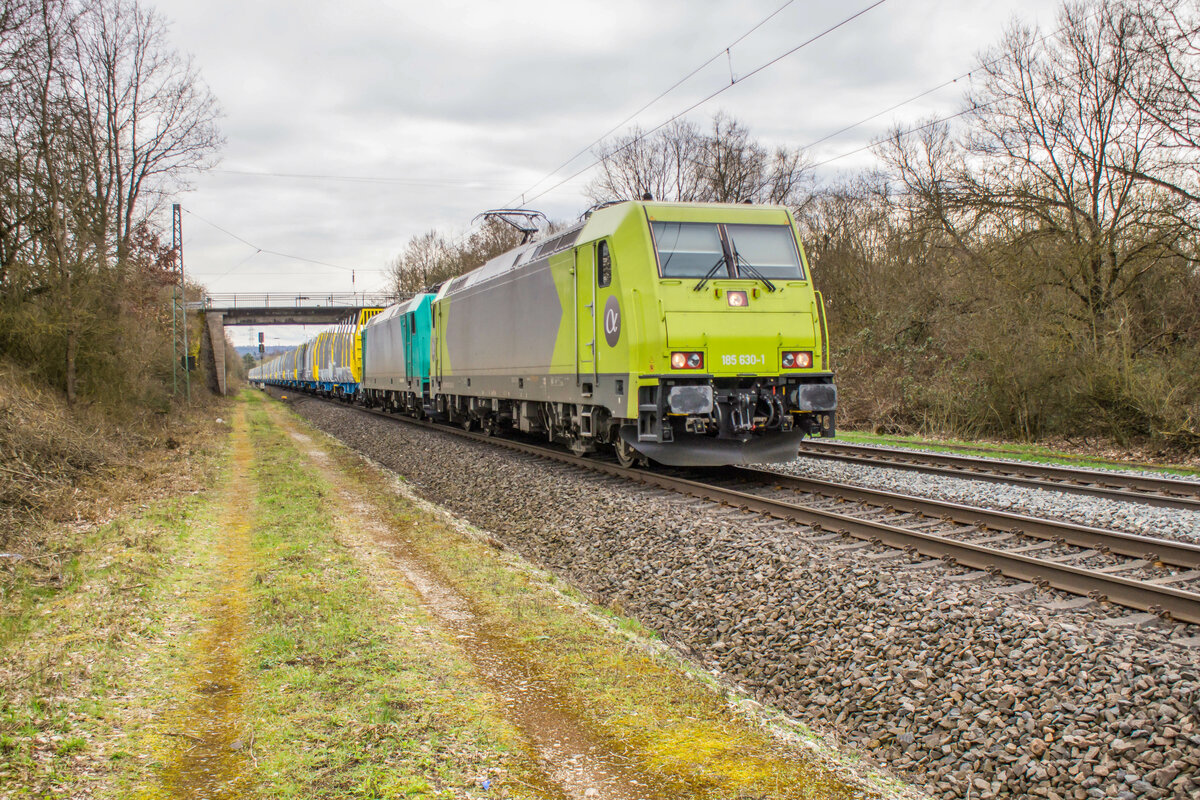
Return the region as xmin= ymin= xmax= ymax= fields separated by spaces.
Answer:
xmin=835 ymin=429 xmax=1200 ymax=477
xmin=271 ymin=403 xmax=878 ymax=799
xmin=0 ymin=433 xmax=228 ymax=797
xmin=241 ymin=405 xmax=550 ymax=799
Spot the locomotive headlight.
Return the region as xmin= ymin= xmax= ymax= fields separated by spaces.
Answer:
xmin=671 ymin=351 xmax=704 ymax=370
xmin=782 ymin=351 xmax=813 ymax=369
xmin=687 ymin=352 xmax=702 ymax=369
xmin=671 ymin=352 xmax=687 ymax=369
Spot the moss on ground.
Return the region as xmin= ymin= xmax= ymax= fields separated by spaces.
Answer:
xmin=1 ymin=391 xmax=553 ymax=798
xmin=2 ymin=389 xmax=901 ymax=799
xmin=271 ymin=398 xmax=885 ymax=799
xmin=240 ymin=396 xmax=548 ymax=798
xmin=0 ymin=414 xmax=228 ymax=797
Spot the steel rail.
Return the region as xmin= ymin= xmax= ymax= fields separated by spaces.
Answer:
xmin=797 ymin=441 xmax=1200 ymax=511
xmin=282 ymin=393 xmax=1200 ymax=625
xmin=728 ymin=467 xmax=1200 ymax=570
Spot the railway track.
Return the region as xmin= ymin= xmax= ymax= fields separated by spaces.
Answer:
xmin=797 ymin=440 xmax=1200 ymax=511
xmin=284 ymin=393 xmax=1200 ymax=626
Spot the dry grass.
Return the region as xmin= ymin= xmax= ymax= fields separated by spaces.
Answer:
xmin=269 ymin=399 xmax=896 ymax=799
xmin=236 ymin=397 xmax=551 ymax=799
xmin=0 ymin=360 xmax=228 ymax=588
xmin=0 ymin=361 xmax=232 ymax=795
xmin=0 ymin=361 xmax=121 ymax=532
xmin=0 ymin=421 xmax=228 ymax=797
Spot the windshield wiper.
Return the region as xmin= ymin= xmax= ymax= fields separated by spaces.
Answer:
xmin=692 ymin=255 xmax=729 ymax=292
xmin=733 ymin=249 xmax=776 ymax=292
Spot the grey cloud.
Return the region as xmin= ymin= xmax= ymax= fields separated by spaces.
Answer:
xmin=155 ymin=0 xmax=1053 ymax=297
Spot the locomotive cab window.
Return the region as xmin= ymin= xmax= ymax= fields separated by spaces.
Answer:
xmin=726 ymin=224 xmax=805 ymax=280
xmin=597 ymin=240 xmax=612 ymax=287
xmin=651 ymin=222 xmax=729 ymax=279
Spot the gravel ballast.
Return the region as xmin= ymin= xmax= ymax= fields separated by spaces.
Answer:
xmin=775 ymin=456 xmax=1200 ymax=543
xmin=288 ymin=397 xmax=1200 ymax=800
xmin=821 ymin=441 xmax=1200 ymax=485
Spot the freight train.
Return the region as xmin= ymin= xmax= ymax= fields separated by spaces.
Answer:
xmin=250 ymin=200 xmax=837 ymax=466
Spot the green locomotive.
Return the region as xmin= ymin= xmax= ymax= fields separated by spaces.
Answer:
xmin=429 ymin=200 xmax=836 ymax=466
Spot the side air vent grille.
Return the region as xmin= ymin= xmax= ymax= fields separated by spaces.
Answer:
xmin=532 ymin=227 xmax=583 ymax=260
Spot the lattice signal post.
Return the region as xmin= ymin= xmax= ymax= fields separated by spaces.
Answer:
xmin=171 ymin=203 xmax=190 ymax=404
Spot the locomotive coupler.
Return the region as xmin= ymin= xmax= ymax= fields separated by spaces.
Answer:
xmin=726 ymin=391 xmax=756 ymax=434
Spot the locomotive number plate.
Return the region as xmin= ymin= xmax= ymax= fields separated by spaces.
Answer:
xmin=721 ymin=354 xmax=766 ymax=366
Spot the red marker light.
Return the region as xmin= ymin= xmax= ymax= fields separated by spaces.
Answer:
xmin=781 ymin=351 xmax=813 ymax=369
xmin=727 ymin=290 xmax=748 ymax=307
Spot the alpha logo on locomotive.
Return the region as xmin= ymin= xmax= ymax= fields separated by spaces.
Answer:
xmin=603 ymin=295 xmax=621 ymax=347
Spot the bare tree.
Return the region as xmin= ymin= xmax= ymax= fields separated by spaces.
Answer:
xmin=388 ymin=229 xmax=450 ymax=294
xmin=699 ymin=112 xmax=791 ymax=203
xmin=877 ymin=120 xmax=991 ymax=273
xmin=70 ymin=0 xmax=221 ymax=270
xmin=1124 ymin=0 xmax=1200 ymax=201
xmin=586 ymin=112 xmax=812 ymax=206
xmin=0 ymin=0 xmax=38 ymax=284
xmin=20 ymin=0 xmax=91 ymax=403
xmin=959 ymin=0 xmax=1192 ymax=323
xmin=585 ymin=119 xmax=704 ymax=204
xmin=388 ymin=220 xmax=526 ymax=294
xmin=0 ymin=0 xmax=221 ymax=404
xmin=456 ymin=218 xmax=525 ymax=273
xmin=0 ymin=1 xmax=34 ymax=85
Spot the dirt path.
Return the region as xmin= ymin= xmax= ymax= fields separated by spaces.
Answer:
xmin=14 ymin=393 xmax=793 ymax=799
xmin=271 ymin=408 xmax=663 ymax=800
xmin=136 ymin=406 xmax=255 ymax=799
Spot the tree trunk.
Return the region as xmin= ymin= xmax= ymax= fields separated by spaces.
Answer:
xmin=64 ymin=270 xmax=76 ymax=405
xmin=65 ymin=321 xmax=77 ymax=405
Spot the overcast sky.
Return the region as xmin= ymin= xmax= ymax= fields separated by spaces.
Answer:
xmin=152 ymin=0 xmax=1053 ymax=346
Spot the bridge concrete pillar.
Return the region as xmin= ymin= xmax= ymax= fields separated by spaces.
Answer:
xmin=203 ymin=311 xmax=228 ymax=396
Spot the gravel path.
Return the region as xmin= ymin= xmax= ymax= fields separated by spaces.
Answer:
xmin=773 ymin=457 xmax=1200 ymax=543
xmin=290 ymin=397 xmax=1200 ymax=800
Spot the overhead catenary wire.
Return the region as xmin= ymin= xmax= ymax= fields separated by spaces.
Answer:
xmin=806 ymin=8 xmax=1118 ymax=169
xmin=807 ymin=105 xmax=979 ymax=170
xmin=218 ymin=2 xmax=1090 ymax=274
xmin=440 ymin=0 xmax=809 ymax=252
xmin=439 ymin=0 xmax=890 ymax=253
xmin=217 ymin=5 xmax=1083 ymax=208
xmin=210 ymin=168 xmax=523 ymax=190
xmin=798 ymin=10 xmax=1103 ymax=153
xmin=500 ymin=0 xmax=800 ymax=208
xmin=802 ymin=75 xmax=976 ymax=152
xmin=200 ymin=247 xmax=263 ymax=283
xmin=513 ymin=0 xmax=892 ymax=210
xmin=518 ymin=3 xmax=1110 ymax=201
xmin=204 ymin=1 xmax=1097 ymax=282
xmin=183 ymin=207 xmax=383 ymax=274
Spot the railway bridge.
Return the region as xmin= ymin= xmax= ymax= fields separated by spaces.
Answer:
xmin=198 ymin=291 xmax=401 ymax=395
